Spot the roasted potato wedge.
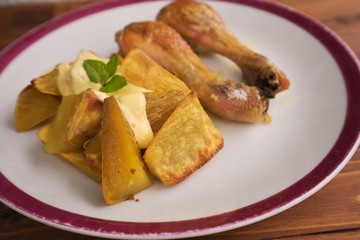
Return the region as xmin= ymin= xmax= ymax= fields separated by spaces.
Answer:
xmin=102 ymin=96 xmax=153 ymax=204
xmin=144 ymin=90 xmax=186 ymax=132
xmin=144 ymin=92 xmax=224 ymax=186
xmin=37 ymin=124 xmax=101 ymax=183
xmin=14 ymin=85 xmax=61 ymax=132
xmin=44 ymin=89 xmax=103 ymax=153
xmin=31 ymin=69 xmax=61 ymax=96
xmin=118 ymin=49 xmax=190 ymax=93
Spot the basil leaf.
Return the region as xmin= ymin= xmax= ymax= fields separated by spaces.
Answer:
xmin=100 ymin=75 xmax=127 ymax=93
xmin=106 ymin=55 xmax=119 ymax=78
xmin=83 ymin=60 xmax=109 ymax=84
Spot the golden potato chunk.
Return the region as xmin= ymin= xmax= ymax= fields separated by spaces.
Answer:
xmin=44 ymin=89 xmax=103 ymax=153
xmin=144 ymin=92 xmax=224 ymax=186
xmin=102 ymin=96 xmax=153 ymax=204
xmin=37 ymin=124 xmax=101 ymax=183
xmin=13 ymin=85 xmax=60 ymax=132
xmin=118 ymin=49 xmax=190 ymax=93
xmin=31 ymin=69 xmax=61 ymax=96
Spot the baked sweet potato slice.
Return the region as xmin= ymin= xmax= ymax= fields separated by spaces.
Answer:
xmin=44 ymin=89 xmax=103 ymax=153
xmin=14 ymin=85 xmax=61 ymax=132
xmin=102 ymin=96 xmax=153 ymax=204
xmin=118 ymin=49 xmax=190 ymax=93
xmin=144 ymin=92 xmax=224 ymax=186
xmin=31 ymin=69 xmax=61 ymax=96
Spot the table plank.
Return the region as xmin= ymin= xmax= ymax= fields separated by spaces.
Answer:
xmin=1 ymin=0 xmax=359 ymax=239
xmin=274 ymin=229 xmax=360 ymax=240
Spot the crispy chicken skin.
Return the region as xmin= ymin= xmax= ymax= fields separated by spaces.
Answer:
xmin=116 ymin=21 xmax=270 ymax=123
xmin=156 ymin=0 xmax=290 ymax=98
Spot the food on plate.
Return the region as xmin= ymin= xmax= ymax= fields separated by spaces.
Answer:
xmin=43 ymin=88 xmax=103 ymax=153
xmin=156 ymin=0 xmax=290 ymax=98
xmin=13 ymin=0 xmax=288 ymax=204
xmin=82 ymin=91 xmax=187 ymax=172
xmin=118 ymin=48 xmax=190 ymax=93
xmin=54 ymin=49 xmax=154 ymax=149
xmin=144 ymin=92 xmax=224 ymax=186
xmin=13 ymin=85 xmax=60 ymax=132
xmin=116 ymin=21 xmax=270 ymax=123
xmin=15 ymin=49 xmax=223 ymax=204
xmin=102 ymin=96 xmax=153 ymax=204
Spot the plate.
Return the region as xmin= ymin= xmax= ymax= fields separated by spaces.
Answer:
xmin=1 ymin=0 xmax=360 ymax=239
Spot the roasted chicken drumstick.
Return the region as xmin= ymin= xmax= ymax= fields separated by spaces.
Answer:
xmin=156 ymin=0 xmax=290 ymax=98
xmin=116 ymin=21 xmax=269 ymax=123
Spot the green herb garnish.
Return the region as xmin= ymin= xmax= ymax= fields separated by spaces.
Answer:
xmin=100 ymin=75 xmax=127 ymax=93
xmin=83 ymin=55 xmax=127 ymax=93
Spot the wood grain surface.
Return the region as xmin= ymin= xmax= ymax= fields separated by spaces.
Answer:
xmin=1 ymin=0 xmax=359 ymax=239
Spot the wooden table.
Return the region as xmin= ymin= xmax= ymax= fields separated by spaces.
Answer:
xmin=1 ymin=0 xmax=359 ymax=239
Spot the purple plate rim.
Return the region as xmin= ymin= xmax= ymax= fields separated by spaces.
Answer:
xmin=1 ymin=0 xmax=360 ymax=239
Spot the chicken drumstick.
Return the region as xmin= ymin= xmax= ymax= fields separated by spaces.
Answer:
xmin=156 ymin=0 xmax=290 ymax=98
xmin=116 ymin=21 xmax=269 ymax=123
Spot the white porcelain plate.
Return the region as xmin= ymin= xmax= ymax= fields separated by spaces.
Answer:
xmin=1 ymin=0 xmax=360 ymax=239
